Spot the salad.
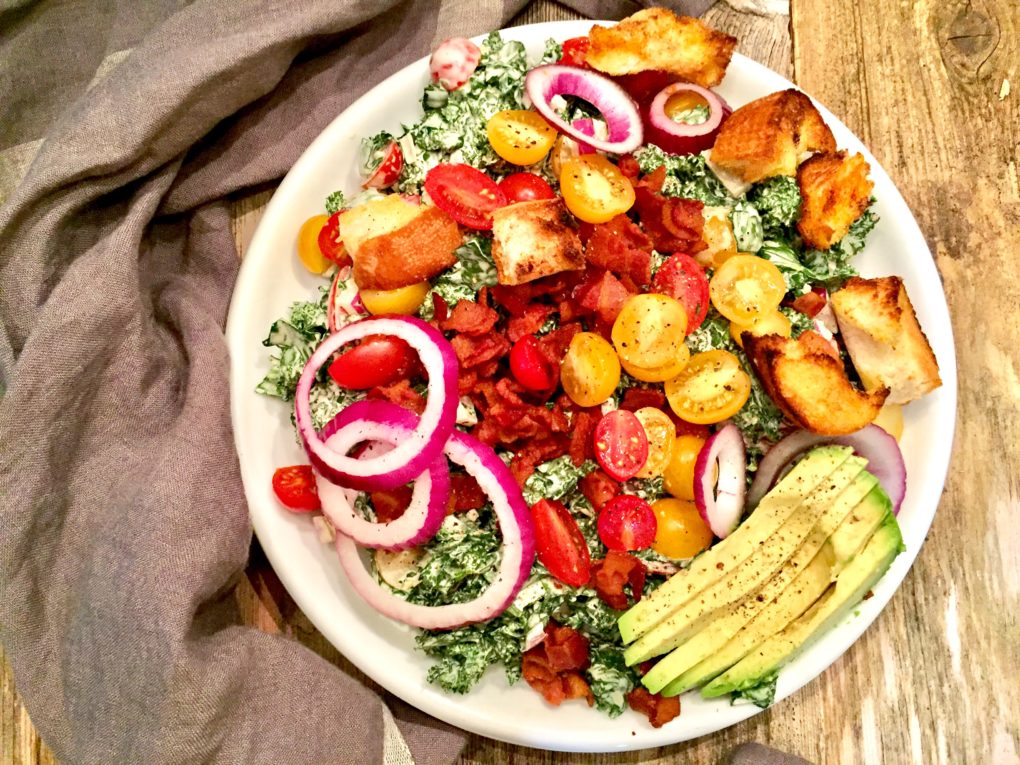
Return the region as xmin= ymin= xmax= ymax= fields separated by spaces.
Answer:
xmin=257 ymin=9 xmax=942 ymax=728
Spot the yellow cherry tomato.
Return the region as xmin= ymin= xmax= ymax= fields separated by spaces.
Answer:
xmin=697 ymin=210 xmax=738 ymax=269
xmin=709 ymin=254 xmax=787 ymax=324
xmin=873 ymin=403 xmax=904 ymax=441
xmin=620 ymin=342 xmax=690 ymax=383
xmin=297 ymin=214 xmax=332 ymax=274
xmin=560 ymin=332 xmax=621 ymax=407
xmin=359 ymin=282 xmax=431 ymax=315
xmin=665 ymin=349 xmax=751 ymax=425
xmin=634 ymin=407 xmax=677 ymax=478
xmin=663 ymin=434 xmax=708 ymax=501
xmin=651 ymin=498 xmax=714 ymax=559
xmin=611 ymin=294 xmax=688 ymax=371
xmin=559 ymin=154 xmax=636 ymax=224
xmin=729 ymin=309 xmax=793 ymax=349
xmin=486 ymin=110 xmax=557 ymax=165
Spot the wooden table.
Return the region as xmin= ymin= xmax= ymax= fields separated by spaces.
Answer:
xmin=3 ymin=1 xmax=1018 ymax=762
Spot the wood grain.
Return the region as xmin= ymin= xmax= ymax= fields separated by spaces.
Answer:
xmin=4 ymin=0 xmax=1019 ymax=763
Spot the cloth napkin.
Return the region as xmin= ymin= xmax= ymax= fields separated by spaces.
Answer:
xmin=0 ymin=1 xmax=818 ymax=763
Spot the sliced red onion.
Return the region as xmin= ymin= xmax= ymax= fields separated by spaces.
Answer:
xmin=333 ymin=404 xmax=535 ymax=630
xmin=747 ymin=425 xmax=906 ymax=514
xmin=327 ymin=265 xmax=367 ymax=333
xmin=315 ymin=402 xmax=449 ymax=551
xmin=693 ymin=423 xmax=747 ymax=539
xmin=645 ymin=82 xmax=727 ymax=156
xmin=525 ymin=64 xmax=643 ymax=154
xmin=571 ymin=118 xmax=597 ymax=155
xmin=294 ymin=316 xmax=457 ymax=491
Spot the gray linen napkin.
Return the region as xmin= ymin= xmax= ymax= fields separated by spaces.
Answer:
xmin=0 ymin=1 xmax=726 ymax=764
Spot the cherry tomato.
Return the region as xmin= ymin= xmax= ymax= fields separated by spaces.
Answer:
xmin=650 ymin=498 xmax=713 ymax=558
xmin=709 ymin=254 xmax=787 ymax=324
xmin=651 ymin=254 xmax=710 ymax=334
xmin=359 ymin=282 xmax=431 ymax=315
xmin=327 ymin=336 xmax=415 ymax=389
xmin=664 ymin=349 xmax=751 ymax=425
xmin=317 ymin=210 xmax=352 ymax=267
xmin=498 ymin=172 xmax=556 ymax=202
xmin=698 ymin=212 xmax=738 ymax=268
xmin=363 ymin=141 xmax=403 ymax=189
xmin=297 ymin=214 xmax=332 ymax=274
xmin=424 ymin=163 xmax=507 ymax=230
xmin=509 ymin=334 xmax=555 ymax=391
xmin=620 ymin=344 xmax=690 ymax=383
xmin=560 ymin=332 xmax=621 ymax=407
xmin=729 ymin=309 xmax=792 ymax=349
xmin=272 ymin=465 xmax=321 ymax=512
xmin=633 ymin=407 xmax=676 ymax=479
xmin=598 ymin=495 xmax=657 ymax=552
xmin=611 ymin=293 xmax=688 ymax=370
xmin=531 ymin=498 xmax=591 ymax=587
xmin=487 ymin=110 xmax=558 ymax=165
xmin=559 ymin=154 xmax=635 ymax=224
xmin=429 ymin=37 xmax=481 ymax=90
xmin=594 ymin=410 xmax=649 ymax=482
xmin=662 ymin=434 xmax=708 ymax=501
xmin=558 ymin=36 xmax=591 ymax=68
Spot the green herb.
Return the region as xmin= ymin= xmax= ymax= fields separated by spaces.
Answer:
xmin=586 ymin=645 xmax=638 ymax=717
xmin=419 ymin=236 xmax=499 ymax=319
xmin=672 ymin=104 xmax=711 ymax=125
xmin=522 ymin=456 xmax=597 ymax=506
xmin=540 ymin=38 xmax=562 ymax=63
xmin=731 ymin=673 xmax=778 ymax=708
xmin=748 ymin=176 xmax=801 ymax=238
xmin=780 ymin=305 xmax=815 ymax=338
xmin=405 ymin=517 xmax=501 ymax=607
xmin=623 ymin=476 xmax=665 ymax=503
xmin=324 ymin=190 xmax=346 ymax=215
xmin=256 ymin=286 xmax=329 ymax=400
xmin=632 ymin=145 xmax=733 ymax=205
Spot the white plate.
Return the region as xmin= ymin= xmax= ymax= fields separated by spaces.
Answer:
xmin=227 ymin=21 xmax=957 ymax=752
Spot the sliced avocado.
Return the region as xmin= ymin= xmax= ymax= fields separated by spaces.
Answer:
xmin=701 ymin=512 xmax=904 ymax=699
xmin=623 ymin=456 xmax=867 ymax=665
xmin=828 ymin=484 xmax=893 ymax=578
xmin=642 ymin=471 xmax=880 ymax=695
xmin=618 ymin=446 xmax=854 ymax=645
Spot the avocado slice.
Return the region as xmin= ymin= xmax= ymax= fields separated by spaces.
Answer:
xmin=641 ymin=472 xmax=880 ymax=694
xmin=623 ymin=456 xmax=867 ymax=665
xmin=700 ymin=512 xmax=904 ymax=699
xmin=654 ymin=480 xmax=890 ymax=696
xmin=618 ymin=446 xmax=854 ymax=645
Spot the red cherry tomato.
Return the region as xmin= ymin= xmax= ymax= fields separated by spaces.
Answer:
xmin=651 ymin=253 xmax=710 ymax=334
xmin=509 ymin=334 xmax=556 ymax=390
xmin=498 ymin=172 xmax=556 ymax=203
xmin=317 ymin=210 xmax=352 ymax=267
xmin=559 ymin=36 xmax=591 ymax=68
xmin=594 ymin=410 xmax=650 ymax=482
xmin=597 ymin=495 xmax=657 ymax=551
xmin=424 ymin=163 xmax=507 ymax=230
xmin=327 ymin=336 xmax=415 ymax=389
xmin=272 ymin=465 xmax=321 ymax=512
xmin=363 ymin=141 xmax=403 ymax=189
xmin=531 ymin=498 xmax=592 ymax=587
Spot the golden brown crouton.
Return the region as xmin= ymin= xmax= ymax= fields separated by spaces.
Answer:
xmin=829 ymin=276 xmax=941 ymax=405
xmin=797 ymin=151 xmax=874 ymax=250
xmin=353 ymin=206 xmax=461 ymax=290
xmin=585 ymin=9 xmax=736 ymax=88
xmin=709 ymin=89 xmax=836 ymax=183
xmin=490 ymin=198 xmax=584 ymax=286
xmin=336 ymin=194 xmax=422 ymax=256
xmin=743 ymin=331 xmax=888 ymax=435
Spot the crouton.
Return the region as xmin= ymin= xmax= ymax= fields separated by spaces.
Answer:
xmin=709 ymin=89 xmax=836 ymax=183
xmin=336 ymin=194 xmax=422 ymax=257
xmin=743 ymin=331 xmax=888 ymax=435
xmin=352 ymin=206 xmax=462 ymax=290
xmin=797 ymin=151 xmax=874 ymax=249
xmin=829 ymin=276 xmax=941 ymax=405
xmin=490 ymin=198 xmax=584 ymax=285
xmin=585 ymin=8 xmax=736 ymax=88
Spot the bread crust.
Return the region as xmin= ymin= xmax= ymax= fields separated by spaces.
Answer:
xmin=353 ymin=206 xmax=461 ymax=290
xmin=491 ymin=198 xmax=584 ymax=286
xmin=797 ymin=151 xmax=874 ymax=250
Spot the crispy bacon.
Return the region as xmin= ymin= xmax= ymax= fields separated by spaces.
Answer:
xmin=370 ymin=485 xmax=413 ymax=523
xmin=522 ymin=623 xmax=595 ymax=708
xmin=591 ymin=550 xmax=647 ymax=610
xmin=448 ymin=474 xmax=486 ymax=513
xmin=582 ymin=214 xmax=654 ymax=288
xmin=579 ymin=468 xmax=620 ymax=512
xmin=618 ymin=387 xmax=667 ymax=412
xmin=439 ymin=299 xmax=500 ymax=336
xmin=789 ymin=288 xmax=827 ymax=318
xmin=367 ymin=379 xmax=426 ymax=415
xmin=626 ymin=687 xmax=681 ymax=728
xmin=450 ymin=332 xmax=511 ymax=369
xmin=431 ymin=292 xmax=449 ymax=323
xmin=568 ymin=410 xmax=600 ymax=466
xmin=507 ymin=304 xmax=557 ymax=342
xmin=633 ymin=186 xmax=706 ymax=254
xmin=574 ymin=269 xmax=633 ymax=327
xmin=510 ymin=435 xmax=569 ymax=485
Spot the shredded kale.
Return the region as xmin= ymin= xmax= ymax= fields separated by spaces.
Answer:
xmin=623 ymin=476 xmax=665 ymax=503
xmin=731 ymin=672 xmax=778 ymax=708
xmin=729 ymin=200 xmax=764 ymax=253
xmin=780 ymin=305 xmax=816 ymax=338
xmin=255 ymin=286 xmax=329 ymax=400
xmin=419 ymin=236 xmax=498 ymax=320
xmin=522 ymin=456 xmax=597 ymax=506
xmin=324 ymin=190 xmax=346 ymax=215
xmin=587 ymin=645 xmax=638 ymax=717
xmin=632 ymin=145 xmax=733 ymax=205
xmin=748 ymin=176 xmax=801 ymax=239
xmin=405 ymin=516 xmax=501 ymax=607
xmin=540 ymin=38 xmax=562 ymax=63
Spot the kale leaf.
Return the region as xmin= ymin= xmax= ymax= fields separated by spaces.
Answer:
xmin=419 ymin=236 xmax=498 ymax=320
xmin=522 ymin=456 xmax=597 ymax=506
xmin=256 ymin=286 xmax=329 ymax=400
xmin=632 ymin=145 xmax=733 ymax=205
xmin=587 ymin=644 xmax=638 ymax=717
xmin=748 ymin=176 xmax=802 ymax=239
xmin=731 ymin=672 xmax=778 ymax=708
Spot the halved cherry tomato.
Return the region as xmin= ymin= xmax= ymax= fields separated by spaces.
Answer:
xmin=363 ymin=141 xmax=403 ymax=189
xmin=531 ymin=498 xmax=591 ymax=587
xmin=498 ymin=172 xmax=556 ymax=202
xmin=729 ymin=309 xmax=792 ymax=349
xmin=709 ymin=254 xmax=787 ymax=324
xmin=487 ymin=110 xmax=558 ymax=166
xmin=359 ymin=282 xmax=431 ymax=315
xmin=598 ymin=495 xmax=657 ymax=552
xmin=559 ymin=36 xmax=591 ymax=68
xmin=560 ymin=332 xmax=620 ymax=407
xmin=559 ymin=155 xmax=636 ymax=224
xmin=651 ymin=254 xmax=710 ymax=334
xmin=633 ymin=407 xmax=676 ymax=479
xmin=594 ymin=410 xmax=649 ymax=482
xmin=611 ymin=293 xmax=688 ymax=370
xmin=664 ymin=349 xmax=751 ymax=425
xmin=510 ymin=334 xmax=556 ymax=391
xmin=424 ymin=163 xmax=507 ymax=230
xmin=650 ymin=498 xmax=713 ymax=558
xmin=662 ymin=434 xmax=708 ymax=501
xmin=620 ymin=344 xmax=690 ymax=383
xmin=317 ymin=210 xmax=352 ymax=267
xmin=327 ymin=336 xmax=415 ymax=389
xmin=272 ymin=465 xmax=321 ymax=512
xmin=297 ymin=214 xmax=332 ymax=274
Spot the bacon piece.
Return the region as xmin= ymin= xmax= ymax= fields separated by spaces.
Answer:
xmin=633 ymin=187 xmax=706 ymax=254
xmin=618 ymin=387 xmax=667 ymax=412
xmin=439 ymin=300 xmax=500 ymax=336
xmin=579 ymin=468 xmax=620 ymax=512
xmin=788 ymin=288 xmax=827 ymax=318
xmin=574 ymin=269 xmax=633 ymax=327
xmin=522 ymin=623 xmax=595 ymax=708
xmin=582 ymin=214 xmax=654 ymax=287
xmin=431 ymin=292 xmax=449 ymax=324
xmin=507 ymin=304 xmax=557 ymax=342
xmin=568 ymin=410 xmax=600 ymax=466
xmin=591 ymin=550 xmax=647 ymax=610
xmin=450 ymin=332 xmax=511 ymax=369
xmin=626 ymin=687 xmax=681 ymax=728
xmin=448 ymin=474 xmax=486 ymax=513
xmin=370 ymin=485 xmax=413 ymax=523
xmin=367 ymin=379 xmax=426 ymax=415
xmin=510 ymin=435 xmax=569 ymax=486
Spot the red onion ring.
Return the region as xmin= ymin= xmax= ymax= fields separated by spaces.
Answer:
xmin=747 ymin=425 xmax=906 ymax=513
xmin=315 ymin=402 xmax=450 ymax=551
xmin=571 ymin=117 xmax=597 ymax=155
xmin=693 ymin=423 xmax=747 ymax=539
xmin=644 ymin=82 xmax=727 ymax=156
xmin=332 ymin=402 xmax=535 ymax=630
xmin=326 ymin=265 xmax=367 ymax=333
xmin=294 ymin=315 xmax=458 ymax=491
